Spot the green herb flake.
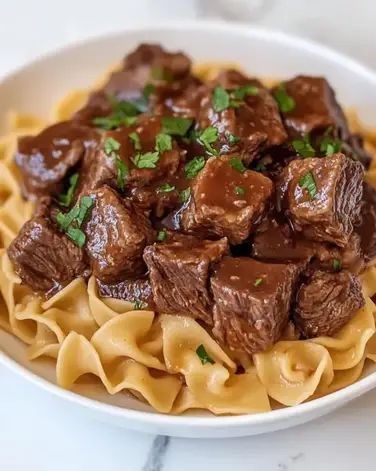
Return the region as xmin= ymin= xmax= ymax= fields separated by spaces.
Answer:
xmin=56 ymin=206 xmax=80 ymax=231
xmin=226 ymin=131 xmax=241 ymax=146
xmin=185 ymin=156 xmax=206 ymax=179
xmin=199 ymin=126 xmax=218 ymax=155
xmin=179 ymin=187 xmax=191 ymax=203
xmin=212 ymin=86 xmax=230 ymax=113
xmin=320 ymin=130 xmax=342 ymax=156
xmin=143 ymin=83 xmax=155 ymax=99
xmin=157 ymin=183 xmax=176 ymax=193
xmin=131 ymin=151 xmax=160 ymax=169
xmin=196 ymin=344 xmax=215 ymax=365
xmin=113 ymin=156 xmax=129 ymax=191
xmin=66 ymin=227 xmax=86 ymax=248
xmin=157 ymin=229 xmax=167 ymax=242
xmin=104 ymin=137 xmax=121 ymax=155
xmin=151 ymin=67 xmax=173 ymax=82
xmin=229 ymin=157 xmax=246 ymax=173
xmin=162 ymin=116 xmax=193 ymax=136
xmin=332 ymin=258 xmax=342 ymax=272
xmin=273 ymin=83 xmax=296 ymax=113
xmin=234 ymin=186 xmax=245 ymax=196
xmin=232 ymin=84 xmax=259 ymax=100
xmin=155 ymin=133 xmax=173 ymax=153
xmin=254 ymin=162 xmax=266 ymax=172
xmin=134 ymin=300 xmax=147 ymax=310
xmin=56 ymin=196 xmax=94 ymax=248
xmin=76 ymin=196 xmax=94 ymax=227
xmin=292 ymin=134 xmax=316 ymax=158
xmin=129 ymin=131 xmax=141 ymax=151
xmin=299 ymin=171 xmax=317 ymax=199
xmin=254 ymin=277 xmax=263 ymax=287
xmin=59 ymin=173 xmax=79 ymax=207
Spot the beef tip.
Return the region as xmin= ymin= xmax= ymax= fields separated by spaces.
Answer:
xmin=84 ymin=186 xmax=155 ymax=283
xmin=96 ymin=277 xmax=154 ymax=308
xmin=293 ymin=270 xmax=364 ymax=338
xmin=8 ymin=215 xmax=89 ymax=294
xmin=277 ymin=75 xmax=350 ymax=139
xmin=355 ymin=183 xmax=376 ymax=262
xmin=143 ymin=236 xmax=228 ymax=324
xmin=197 ymin=70 xmax=287 ymax=164
xmin=15 ymin=121 xmax=97 ymax=200
xmin=211 ymin=257 xmax=302 ymax=354
xmin=277 ymin=153 xmax=364 ymax=247
xmin=180 ymin=156 xmax=273 ymax=244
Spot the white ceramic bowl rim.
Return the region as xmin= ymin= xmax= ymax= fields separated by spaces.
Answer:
xmin=1 ymin=19 xmax=376 ymax=430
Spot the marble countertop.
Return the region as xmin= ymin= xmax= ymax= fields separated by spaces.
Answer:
xmin=1 ymin=1 xmax=376 ymax=469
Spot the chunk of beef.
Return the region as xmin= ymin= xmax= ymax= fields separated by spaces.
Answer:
xmin=96 ymin=277 xmax=154 ymax=308
xmin=211 ymin=257 xmax=302 ymax=354
xmin=252 ymin=218 xmax=364 ymax=273
xmin=84 ymin=186 xmax=155 ymax=283
xmin=181 ymin=156 xmax=273 ymax=244
xmin=293 ymin=270 xmax=364 ymax=338
xmin=277 ymin=153 xmax=364 ymax=247
xmin=15 ymin=121 xmax=97 ymax=200
xmin=355 ymin=183 xmax=376 ymax=262
xmin=8 ymin=216 xmax=89 ymax=294
xmin=195 ymin=70 xmax=287 ymax=164
xmin=77 ymin=115 xmax=185 ymax=198
xmin=278 ymin=75 xmax=350 ymax=139
xmin=143 ymin=236 xmax=229 ymax=324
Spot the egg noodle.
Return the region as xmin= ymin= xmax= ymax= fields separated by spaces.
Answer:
xmin=1 ymin=64 xmax=376 ymax=415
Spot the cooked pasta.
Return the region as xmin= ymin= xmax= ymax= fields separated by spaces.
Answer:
xmin=1 ymin=59 xmax=376 ymax=416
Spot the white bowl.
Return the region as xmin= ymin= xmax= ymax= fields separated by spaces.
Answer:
xmin=1 ymin=21 xmax=376 ymax=439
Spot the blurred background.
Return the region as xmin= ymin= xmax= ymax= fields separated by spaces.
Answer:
xmin=1 ymin=0 xmax=375 ymax=77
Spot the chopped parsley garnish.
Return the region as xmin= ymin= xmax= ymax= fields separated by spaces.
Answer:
xmin=185 ymin=156 xmax=206 ymax=179
xmin=299 ymin=171 xmax=317 ymax=199
xmin=320 ymin=129 xmax=342 ymax=156
xmin=196 ymin=344 xmax=215 ymax=365
xmin=104 ymin=137 xmax=121 ymax=155
xmin=151 ymin=67 xmax=173 ymax=82
xmin=273 ymin=84 xmax=295 ymax=113
xmin=254 ymin=162 xmax=266 ymax=172
xmin=155 ymin=133 xmax=173 ymax=153
xmin=56 ymin=196 xmax=94 ymax=248
xmin=292 ymin=134 xmax=315 ymax=158
xmin=113 ymin=156 xmax=129 ymax=191
xmin=199 ymin=126 xmax=218 ymax=155
xmin=92 ymin=115 xmax=137 ymax=130
xmin=212 ymin=85 xmax=230 ymax=112
xmin=143 ymin=83 xmax=155 ymax=100
xmin=157 ymin=183 xmax=176 ymax=193
xmin=59 ymin=173 xmax=79 ymax=207
xmin=134 ymin=300 xmax=147 ymax=310
xmin=180 ymin=187 xmax=191 ymax=203
xmin=332 ymin=258 xmax=342 ymax=272
xmin=131 ymin=151 xmax=160 ymax=169
xmin=162 ymin=116 xmax=193 ymax=136
xmin=129 ymin=131 xmax=141 ymax=151
xmin=234 ymin=186 xmax=245 ymax=196
xmin=229 ymin=157 xmax=246 ymax=173
xmin=232 ymin=84 xmax=259 ymax=100
xmin=254 ymin=278 xmax=263 ymax=287
xmin=157 ymin=229 xmax=167 ymax=242
xmin=226 ymin=131 xmax=240 ymax=146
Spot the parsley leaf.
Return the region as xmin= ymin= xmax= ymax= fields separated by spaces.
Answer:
xmin=155 ymin=133 xmax=173 ymax=153
xmin=56 ymin=196 xmax=94 ymax=247
xmin=199 ymin=126 xmax=218 ymax=155
xmin=66 ymin=226 xmax=86 ymax=248
xmin=273 ymin=84 xmax=295 ymax=113
xmin=104 ymin=137 xmax=121 ymax=155
xmin=299 ymin=171 xmax=317 ymax=199
xmin=254 ymin=278 xmax=263 ymax=287
xmin=134 ymin=300 xmax=147 ymax=310
xmin=76 ymin=196 xmax=94 ymax=226
xmin=196 ymin=344 xmax=215 ymax=365
xmin=113 ymin=156 xmax=129 ymax=191
xmin=157 ymin=229 xmax=167 ymax=242
xmin=212 ymin=86 xmax=230 ymax=113
xmin=151 ymin=67 xmax=173 ymax=82
xmin=320 ymin=131 xmax=342 ymax=156
xmin=292 ymin=134 xmax=316 ymax=158
xmin=254 ymin=162 xmax=266 ymax=172
xmin=180 ymin=187 xmax=191 ymax=203
xmin=162 ymin=116 xmax=193 ymax=136
xmin=143 ymin=83 xmax=155 ymax=99
xmin=232 ymin=84 xmax=259 ymax=100
xmin=332 ymin=258 xmax=342 ymax=272
xmin=59 ymin=173 xmax=79 ymax=207
xmin=234 ymin=186 xmax=245 ymax=196
xmin=132 ymin=151 xmax=160 ymax=169
xmin=129 ymin=131 xmax=141 ymax=151
xmin=158 ymin=183 xmax=175 ymax=193
xmin=229 ymin=158 xmax=246 ymax=173
xmin=185 ymin=156 xmax=206 ymax=179
xmin=226 ymin=131 xmax=240 ymax=145
xmin=56 ymin=206 xmax=80 ymax=231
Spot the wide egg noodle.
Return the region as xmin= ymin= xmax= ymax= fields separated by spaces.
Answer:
xmin=0 ymin=70 xmax=376 ymax=414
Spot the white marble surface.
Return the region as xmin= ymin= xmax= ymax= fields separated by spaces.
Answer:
xmin=1 ymin=1 xmax=376 ymax=470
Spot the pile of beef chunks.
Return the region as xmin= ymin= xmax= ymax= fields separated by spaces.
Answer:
xmin=8 ymin=44 xmax=376 ymax=355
